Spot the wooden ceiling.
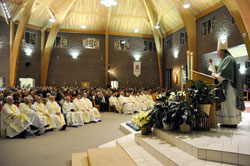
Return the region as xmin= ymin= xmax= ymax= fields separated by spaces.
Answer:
xmin=1 ymin=0 xmax=223 ymax=36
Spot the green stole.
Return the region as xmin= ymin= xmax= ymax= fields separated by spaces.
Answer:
xmin=216 ymin=52 xmax=245 ymax=111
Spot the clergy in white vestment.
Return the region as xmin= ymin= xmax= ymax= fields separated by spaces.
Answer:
xmin=129 ymin=92 xmax=141 ymax=112
xmin=46 ymin=96 xmax=66 ymax=130
xmin=140 ymin=92 xmax=150 ymax=109
xmin=109 ymin=93 xmax=121 ymax=113
xmin=62 ymin=96 xmax=84 ymax=126
xmin=0 ymin=96 xmax=31 ymax=138
xmin=82 ymin=93 xmax=101 ymax=121
xmin=135 ymin=93 xmax=148 ymax=111
xmin=118 ymin=91 xmax=134 ymax=114
xmin=32 ymin=96 xmax=58 ymax=129
xmin=73 ymin=94 xmax=91 ymax=123
xmin=145 ymin=91 xmax=156 ymax=109
xmin=19 ymin=97 xmax=48 ymax=135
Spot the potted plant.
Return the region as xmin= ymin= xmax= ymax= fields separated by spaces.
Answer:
xmin=188 ymin=80 xmax=216 ymax=116
xmin=145 ymin=103 xmax=167 ymax=129
xmin=131 ymin=111 xmax=152 ymax=135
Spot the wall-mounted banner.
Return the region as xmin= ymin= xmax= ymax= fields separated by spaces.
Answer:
xmin=133 ymin=61 xmax=141 ymax=77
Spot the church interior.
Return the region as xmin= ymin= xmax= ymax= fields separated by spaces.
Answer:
xmin=0 ymin=0 xmax=250 ymax=166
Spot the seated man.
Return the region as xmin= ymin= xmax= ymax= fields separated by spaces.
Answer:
xmin=1 ymin=96 xmax=31 ymax=138
xmin=128 ymin=92 xmax=141 ymax=112
xmin=135 ymin=92 xmax=148 ymax=111
xmin=19 ymin=97 xmax=48 ymax=135
xmin=109 ymin=92 xmax=121 ymax=113
xmin=62 ymin=96 xmax=84 ymax=126
xmin=73 ymin=94 xmax=91 ymax=123
xmin=46 ymin=96 xmax=66 ymax=130
xmin=118 ymin=91 xmax=134 ymax=114
xmin=145 ymin=91 xmax=156 ymax=109
xmin=82 ymin=93 xmax=101 ymax=122
xmin=95 ymin=92 xmax=109 ymax=112
xmin=32 ymin=96 xmax=58 ymax=130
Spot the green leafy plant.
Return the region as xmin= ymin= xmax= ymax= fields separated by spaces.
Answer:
xmin=145 ymin=103 xmax=168 ymax=128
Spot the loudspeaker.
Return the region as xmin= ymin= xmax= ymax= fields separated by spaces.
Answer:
xmin=25 ymin=61 xmax=32 ymax=67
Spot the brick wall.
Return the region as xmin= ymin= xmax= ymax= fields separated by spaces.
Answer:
xmin=0 ymin=19 xmax=10 ymax=86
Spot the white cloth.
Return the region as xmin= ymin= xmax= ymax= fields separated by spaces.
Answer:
xmin=109 ymin=96 xmax=121 ymax=112
xmin=118 ymin=95 xmax=134 ymax=114
xmin=82 ymin=98 xmax=101 ymax=121
xmin=0 ymin=104 xmax=31 ymax=138
xmin=19 ymin=103 xmax=46 ymax=133
xmin=129 ymin=95 xmax=141 ymax=112
xmin=45 ymin=101 xmax=65 ymax=129
xmin=136 ymin=96 xmax=148 ymax=111
xmin=216 ymin=82 xmax=242 ymax=124
xmin=32 ymin=102 xmax=58 ymax=129
xmin=62 ymin=101 xmax=84 ymax=126
xmin=73 ymin=98 xmax=92 ymax=123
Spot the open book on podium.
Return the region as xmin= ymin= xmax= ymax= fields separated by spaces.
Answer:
xmin=188 ymin=70 xmax=217 ymax=128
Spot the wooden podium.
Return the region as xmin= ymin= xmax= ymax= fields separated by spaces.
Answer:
xmin=189 ymin=71 xmax=217 ymax=128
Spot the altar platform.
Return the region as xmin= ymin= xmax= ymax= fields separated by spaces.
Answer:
xmin=72 ymin=112 xmax=250 ymax=166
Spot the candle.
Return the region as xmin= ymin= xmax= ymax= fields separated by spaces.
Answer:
xmin=181 ymin=67 xmax=183 ymax=91
xmin=187 ymin=52 xmax=190 ymax=80
xmin=191 ymin=53 xmax=193 ymax=80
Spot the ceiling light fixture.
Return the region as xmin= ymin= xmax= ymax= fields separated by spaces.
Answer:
xmin=2 ymin=1 xmax=11 ymax=19
xmin=183 ymin=3 xmax=191 ymax=9
xmin=134 ymin=28 xmax=139 ymax=33
xmin=81 ymin=25 xmax=86 ymax=29
xmin=154 ymin=25 xmax=160 ymax=29
xmin=49 ymin=18 xmax=55 ymax=23
xmin=100 ymin=0 xmax=117 ymax=7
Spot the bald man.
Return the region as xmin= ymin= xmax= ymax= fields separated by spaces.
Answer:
xmin=19 ymin=97 xmax=48 ymax=135
xmin=46 ymin=96 xmax=66 ymax=130
xmin=62 ymin=96 xmax=84 ymax=126
xmin=1 ymin=96 xmax=31 ymax=138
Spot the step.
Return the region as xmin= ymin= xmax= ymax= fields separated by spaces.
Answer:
xmin=120 ymin=121 xmax=140 ymax=134
xmin=72 ymin=152 xmax=88 ymax=166
xmin=87 ymin=146 xmax=136 ymax=166
xmin=116 ymin=133 xmax=164 ymax=166
xmin=135 ymin=133 xmax=235 ymax=166
xmin=153 ymin=128 xmax=250 ymax=166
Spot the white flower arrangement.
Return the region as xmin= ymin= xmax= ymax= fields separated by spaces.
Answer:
xmin=131 ymin=111 xmax=151 ymax=128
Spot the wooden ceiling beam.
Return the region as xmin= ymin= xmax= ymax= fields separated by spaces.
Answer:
xmin=195 ymin=2 xmax=224 ymax=20
xmin=41 ymin=0 xmax=76 ymax=86
xmin=143 ymin=0 xmax=163 ymax=88
xmin=9 ymin=0 xmax=36 ymax=86
xmin=234 ymin=0 xmax=250 ymax=42
xmin=0 ymin=1 xmax=9 ymax=24
xmin=11 ymin=0 xmax=27 ymax=22
xmin=172 ymin=0 xmax=197 ymax=70
xmin=5 ymin=0 xmax=21 ymax=6
xmin=223 ymin=0 xmax=250 ymax=61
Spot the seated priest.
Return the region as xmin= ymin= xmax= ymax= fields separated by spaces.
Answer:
xmin=73 ymin=94 xmax=92 ymax=123
xmin=109 ymin=92 xmax=121 ymax=113
xmin=45 ymin=96 xmax=67 ymax=130
xmin=118 ymin=91 xmax=134 ymax=114
xmin=95 ymin=92 xmax=109 ymax=112
xmin=139 ymin=92 xmax=150 ymax=109
xmin=145 ymin=91 xmax=156 ymax=109
xmin=135 ymin=92 xmax=148 ymax=111
xmin=82 ymin=93 xmax=101 ymax=122
xmin=32 ymin=96 xmax=58 ymax=130
xmin=1 ymin=96 xmax=31 ymax=138
xmin=19 ymin=97 xmax=49 ymax=135
xmin=129 ymin=92 xmax=141 ymax=112
xmin=62 ymin=96 xmax=84 ymax=127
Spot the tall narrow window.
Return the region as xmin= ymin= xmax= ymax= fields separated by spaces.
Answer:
xmin=23 ymin=31 xmax=36 ymax=45
xmin=54 ymin=36 xmax=67 ymax=48
xmin=114 ymin=39 xmax=129 ymax=50
xmin=202 ymin=16 xmax=216 ymax=36
xmin=180 ymin=32 xmax=188 ymax=44
xmin=166 ymin=38 xmax=172 ymax=50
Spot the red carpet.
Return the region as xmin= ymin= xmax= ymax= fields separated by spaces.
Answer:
xmin=244 ymin=107 xmax=250 ymax=112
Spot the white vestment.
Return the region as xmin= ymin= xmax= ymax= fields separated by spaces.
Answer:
xmin=19 ymin=103 xmax=46 ymax=133
xmin=45 ymin=101 xmax=66 ymax=129
xmin=32 ymin=102 xmax=58 ymax=129
xmin=136 ymin=96 xmax=148 ymax=111
xmin=82 ymin=98 xmax=101 ymax=121
xmin=109 ymin=96 xmax=121 ymax=113
xmin=129 ymin=95 xmax=141 ymax=112
xmin=118 ymin=95 xmax=134 ymax=114
xmin=0 ymin=104 xmax=31 ymax=138
xmin=73 ymin=98 xmax=91 ymax=123
xmin=146 ymin=95 xmax=156 ymax=109
xmin=62 ymin=101 xmax=84 ymax=126
xmin=209 ymin=64 xmax=242 ymax=124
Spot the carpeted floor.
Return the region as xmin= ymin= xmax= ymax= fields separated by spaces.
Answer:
xmin=0 ymin=112 xmax=132 ymax=166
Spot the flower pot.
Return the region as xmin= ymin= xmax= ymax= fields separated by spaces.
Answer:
xmin=179 ymin=123 xmax=191 ymax=133
xmin=162 ymin=121 xmax=174 ymax=131
xmin=141 ymin=126 xmax=151 ymax=135
xmin=199 ymin=104 xmax=211 ymax=116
